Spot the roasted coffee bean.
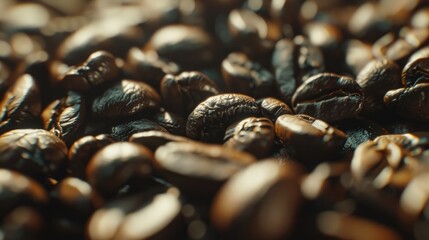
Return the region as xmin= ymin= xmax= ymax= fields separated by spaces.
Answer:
xmin=68 ymin=134 xmax=116 ymax=179
xmin=256 ymin=97 xmax=293 ymax=122
xmin=111 ymin=118 xmax=168 ymax=141
xmin=0 ymin=168 xmax=48 ymax=219
xmin=125 ymin=48 xmax=179 ymax=90
xmin=130 ymin=130 xmax=191 ymax=152
xmin=57 ymin=16 xmax=146 ymax=66
xmin=344 ymin=39 xmax=374 ymax=76
xmin=272 ymin=36 xmax=324 ymax=103
xmin=160 ymin=71 xmax=220 ymax=117
xmin=292 ymin=73 xmax=363 ymax=122
xmin=211 ymin=159 xmax=303 ymax=240
xmin=275 ymin=114 xmax=347 ymax=166
xmin=411 ymin=7 xmax=429 ymax=29
xmin=41 ymin=91 xmax=85 ymax=145
xmin=224 ymin=117 xmax=275 ymax=159
xmin=154 ymin=141 xmax=255 ymax=197
xmin=86 ymin=142 xmax=155 ymax=197
xmin=400 ymin=170 xmax=429 ymax=219
xmin=269 ymin=0 xmax=302 ymax=35
xmin=186 ymin=93 xmax=261 ymax=143
xmin=384 ymin=83 xmax=429 ymax=121
xmin=402 ymin=46 xmax=429 ymax=87
xmin=227 ymin=9 xmax=279 ymax=55
xmin=60 ymin=51 xmax=119 ymax=92
xmin=87 ymin=188 xmax=183 ymax=240
xmin=316 ymin=211 xmax=403 ymax=240
xmin=92 ymin=79 xmax=160 ymax=118
xmin=0 ymin=129 xmax=67 ymax=182
xmin=373 ymin=28 xmax=429 ymax=66
xmin=1 ymin=206 xmax=45 ymax=240
xmin=144 ymin=24 xmax=215 ymax=69
xmin=150 ymin=111 xmax=187 ymax=136
xmin=0 ymin=74 xmax=41 ymax=134
xmin=221 ymin=52 xmax=274 ymax=98
xmin=356 ymin=59 xmax=401 ymax=114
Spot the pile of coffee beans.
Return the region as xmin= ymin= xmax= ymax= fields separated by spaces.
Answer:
xmin=2 ymin=0 xmax=429 ymax=239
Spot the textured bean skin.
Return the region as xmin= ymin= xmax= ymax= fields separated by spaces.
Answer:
xmin=186 ymin=93 xmax=261 ymax=143
xmin=256 ymin=97 xmax=293 ymax=122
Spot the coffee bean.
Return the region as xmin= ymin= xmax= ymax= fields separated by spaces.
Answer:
xmin=402 ymin=46 xmax=429 ymax=87
xmin=92 ymin=79 xmax=160 ymax=118
xmin=224 ymin=117 xmax=275 ymax=159
xmin=130 ymin=130 xmax=191 ymax=152
xmin=0 ymin=74 xmax=41 ymax=134
xmin=86 ymin=142 xmax=155 ymax=197
xmin=186 ymin=93 xmax=261 ymax=143
xmin=292 ymin=73 xmax=363 ymax=122
xmin=0 ymin=129 xmax=68 ymax=182
xmin=68 ymin=134 xmax=116 ymax=179
xmin=275 ymin=114 xmax=347 ymax=166
xmin=154 ymin=141 xmax=255 ymax=197
xmin=211 ymin=159 xmax=303 ymax=240
xmin=221 ymin=52 xmax=274 ymax=98
xmin=111 ymin=118 xmax=168 ymax=141
xmin=161 ymin=71 xmax=220 ymax=117
xmin=60 ymin=51 xmax=119 ymax=92
xmin=150 ymin=111 xmax=187 ymax=136
xmin=1 ymin=206 xmax=45 ymax=240
xmin=41 ymin=91 xmax=85 ymax=144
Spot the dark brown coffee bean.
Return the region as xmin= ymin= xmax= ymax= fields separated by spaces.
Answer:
xmin=292 ymin=73 xmax=363 ymax=122
xmin=0 ymin=168 xmax=48 ymax=219
xmin=87 ymin=188 xmax=183 ymax=240
xmin=92 ymin=79 xmax=160 ymax=118
xmin=211 ymin=159 xmax=303 ymax=240
xmin=111 ymin=119 xmax=168 ymax=141
xmin=402 ymin=46 xmax=429 ymax=87
xmin=144 ymin=24 xmax=215 ymax=69
xmin=160 ymin=71 xmax=220 ymax=117
xmin=275 ymin=114 xmax=347 ymax=166
xmin=272 ymin=36 xmax=324 ymax=103
xmin=356 ymin=59 xmax=402 ymax=114
xmin=41 ymin=91 xmax=85 ymax=145
xmin=224 ymin=117 xmax=275 ymax=159
xmin=256 ymin=97 xmax=293 ymax=122
xmin=130 ymin=130 xmax=191 ymax=152
xmin=0 ymin=129 xmax=68 ymax=182
xmin=1 ymin=206 xmax=45 ymax=240
xmin=86 ymin=142 xmax=155 ymax=197
xmin=150 ymin=111 xmax=187 ymax=136
xmin=384 ymin=83 xmax=429 ymax=121
xmin=68 ymin=134 xmax=116 ymax=180
xmin=186 ymin=93 xmax=261 ymax=143
xmin=344 ymin=39 xmax=374 ymax=76
xmin=125 ymin=48 xmax=179 ymax=90
xmin=154 ymin=141 xmax=255 ymax=197
xmin=221 ymin=52 xmax=274 ymax=98
xmin=60 ymin=51 xmax=119 ymax=92
xmin=0 ymin=74 xmax=41 ymax=134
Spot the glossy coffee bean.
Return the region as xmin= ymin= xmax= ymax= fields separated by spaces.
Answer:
xmin=224 ymin=117 xmax=275 ymax=159
xmin=356 ymin=59 xmax=401 ymax=114
xmin=68 ymin=134 xmax=116 ymax=180
xmin=144 ymin=24 xmax=215 ymax=69
xmin=221 ymin=52 xmax=274 ymax=98
xmin=91 ymin=79 xmax=160 ymax=118
xmin=211 ymin=159 xmax=303 ymax=240
xmin=87 ymin=188 xmax=183 ymax=240
xmin=0 ymin=129 xmax=68 ymax=181
xmin=125 ymin=48 xmax=179 ymax=90
xmin=86 ymin=142 xmax=155 ymax=197
xmin=292 ymin=73 xmax=363 ymax=122
xmin=41 ymin=91 xmax=85 ymax=145
xmin=130 ymin=130 xmax=191 ymax=152
xmin=150 ymin=111 xmax=187 ymax=136
xmin=60 ymin=51 xmax=119 ymax=92
xmin=154 ymin=141 xmax=255 ymax=197
xmin=111 ymin=118 xmax=168 ymax=141
xmin=384 ymin=83 xmax=429 ymax=121
xmin=272 ymin=36 xmax=324 ymax=103
xmin=186 ymin=93 xmax=261 ymax=143
xmin=402 ymin=46 xmax=429 ymax=87
xmin=160 ymin=71 xmax=220 ymax=117
xmin=256 ymin=97 xmax=293 ymax=122
xmin=0 ymin=74 xmax=41 ymax=134
xmin=275 ymin=114 xmax=347 ymax=166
